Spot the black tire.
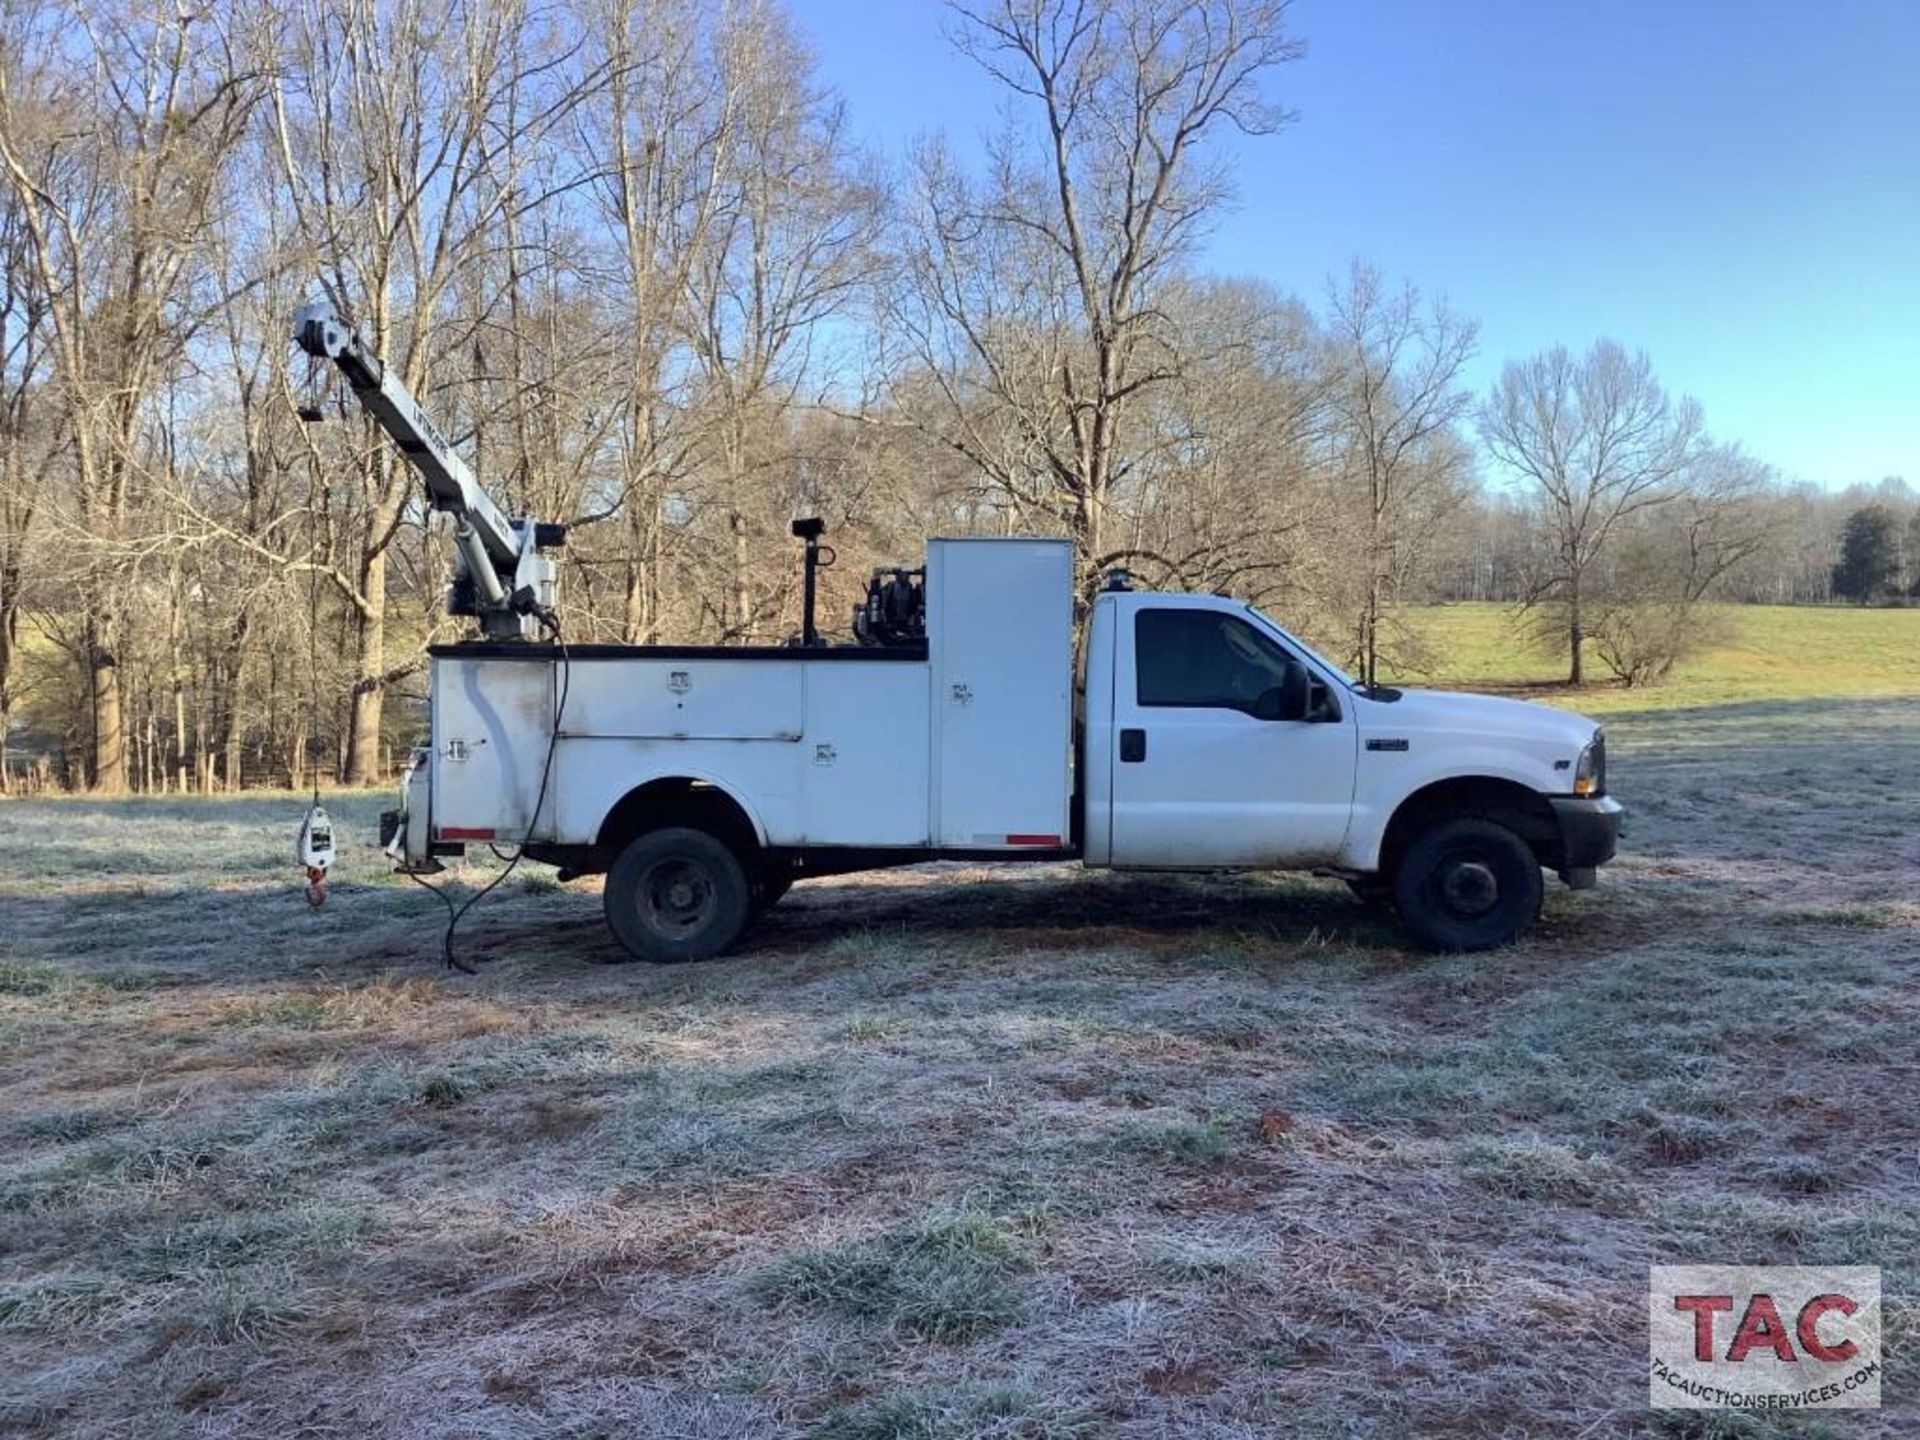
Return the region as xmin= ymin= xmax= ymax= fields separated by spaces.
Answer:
xmin=1392 ymin=817 xmax=1543 ymax=953
xmin=603 ymin=827 xmax=752 ymax=964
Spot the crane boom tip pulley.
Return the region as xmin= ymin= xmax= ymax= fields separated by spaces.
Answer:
xmin=292 ymin=296 xmax=565 ymax=642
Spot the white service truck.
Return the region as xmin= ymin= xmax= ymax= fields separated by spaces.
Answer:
xmin=294 ymin=298 xmax=1621 ymax=965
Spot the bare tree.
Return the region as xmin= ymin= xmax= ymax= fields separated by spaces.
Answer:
xmin=0 ymin=0 xmax=1865 ymax=791
xmin=1105 ymin=276 xmax=1335 ymax=601
xmin=1325 ymin=261 xmax=1476 ymax=685
xmin=1586 ymin=445 xmax=1780 ymax=685
xmin=0 ymin=155 xmax=57 ymax=790
xmin=266 ymin=0 xmax=602 ymax=781
xmin=0 ymin=0 xmax=260 ymax=789
xmin=894 ymin=0 xmax=1301 ymax=584
xmin=678 ymin=4 xmax=881 ymax=640
xmin=1478 ymin=340 xmax=1704 ymax=684
xmin=576 ymin=0 xmax=710 ymax=643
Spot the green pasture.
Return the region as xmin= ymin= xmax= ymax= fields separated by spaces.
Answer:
xmin=1386 ymin=602 xmax=1920 ymax=713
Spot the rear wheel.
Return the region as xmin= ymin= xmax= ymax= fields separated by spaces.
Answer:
xmin=1393 ymin=818 xmax=1543 ymax=953
xmin=603 ymin=827 xmax=752 ymax=964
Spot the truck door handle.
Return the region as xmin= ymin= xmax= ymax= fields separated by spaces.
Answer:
xmin=1119 ymin=728 xmax=1146 ymax=763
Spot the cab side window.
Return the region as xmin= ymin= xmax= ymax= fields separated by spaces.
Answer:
xmin=1135 ymin=609 xmax=1294 ymax=715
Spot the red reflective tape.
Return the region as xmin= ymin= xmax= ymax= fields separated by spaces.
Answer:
xmin=437 ymin=826 xmax=495 ymax=841
xmin=1005 ymin=833 xmax=1061 ymax=847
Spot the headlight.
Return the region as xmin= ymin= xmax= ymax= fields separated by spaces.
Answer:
xmin=1574 ymin=729 xmax=1606 ymax=797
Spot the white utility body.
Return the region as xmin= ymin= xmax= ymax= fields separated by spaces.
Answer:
xmin=409 ymin=538 xmax=1075 ymax=862
xmin=294 ymin=297 xmax=1620 ymax=963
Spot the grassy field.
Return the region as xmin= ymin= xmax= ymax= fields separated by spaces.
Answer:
xmin=1390 ymin=602 xmax=1920 ymax=713
xmin=2 ymin=614 xmax=1917 ymax=1437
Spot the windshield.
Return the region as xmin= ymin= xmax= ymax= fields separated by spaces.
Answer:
xmin=1241 ymin=604 xmax=1357 ymax=689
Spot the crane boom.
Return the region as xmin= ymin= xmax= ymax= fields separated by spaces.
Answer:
xmin=293 ymin=299 xmax=562 ymax=640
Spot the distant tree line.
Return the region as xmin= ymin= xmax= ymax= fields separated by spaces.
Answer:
xmin=1824 ymin=501 xmax=1920 ymax=605
xmin=1429 ymin=480 xmax=1920 ymax=609
xmin=0 ymin=0 xmax=1907 ymax=792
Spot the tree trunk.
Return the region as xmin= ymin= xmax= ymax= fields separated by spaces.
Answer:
xmin=1361 ymin=533 xmax=1384 ymax=689
xmin=1567 ymin=570 xmax=1585 ymax=686
xmin=216 ymin=614 xmax=249 ymax=791
xmin=622 ymin=490 xmax=651 ymax=643
xmin=646 ymin=498 xmax=662 ymax=643
xmin=288 ymin=720 xmax=306 ymax=793
xmin=88 ymin=614 xmax=126 ymax=792
xmin=1074 ymin=483 xmax=1106 ymax=592
xmin=731 ymin=508 xmax=751 ymax=639
xmin=171 ymin=677 xmax=188 ymax=793
xmin=345 ymin=669 xmax=384 ymax=785
xmin=0 ymin=567 xmax=15 ymax=794
xmin=344 ymin=549 xmax=387 ymax=785
xmin=1362 ymin=589 xmax=1378 ymax=689
xmin=623 ymin=556 xmax=644 ymax=644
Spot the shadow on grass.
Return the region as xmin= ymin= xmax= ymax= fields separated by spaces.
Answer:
xmin=749 ymin=869 xmax=1384 ymax=955
xmin=1 ymin=823 xmax=1608 ymax=988
xmin=360 ymin=870 xmax=1405 ymax=986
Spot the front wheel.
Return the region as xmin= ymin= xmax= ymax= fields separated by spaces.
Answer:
xmin=1393 ymin=818 xmax=1543 ymax=953
xmin=603 ymin=827 xmax=752 ymax=964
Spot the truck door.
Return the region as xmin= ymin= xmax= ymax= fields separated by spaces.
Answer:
xmin=1106 ymin=602 xmax=1356 ymax=867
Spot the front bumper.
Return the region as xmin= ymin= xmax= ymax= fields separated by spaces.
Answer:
xmin=1548 ymin=795 xmax=1625 ymax=888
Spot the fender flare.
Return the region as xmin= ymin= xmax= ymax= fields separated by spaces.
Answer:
xmin=1344 ymin=762 xmax=1559 ymax=872
xmin=588 ymin=769 xmax=774 ymax=853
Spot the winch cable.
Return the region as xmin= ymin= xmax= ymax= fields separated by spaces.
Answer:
xmin=404 ymin=859 xmax=467 ymax=972
xmin=409 ymin=614 xmax=570 ymax=974
xmin=306 ymin=470 xmax=324 ymax=815
xmin=296 ymin=423 xmax=335 ymax=906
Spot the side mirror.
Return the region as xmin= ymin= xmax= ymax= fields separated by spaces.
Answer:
xmin=1255 ymin=661 xmax=1311 ymax=721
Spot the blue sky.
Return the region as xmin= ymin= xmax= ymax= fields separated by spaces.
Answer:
xmin=788 ymin=0 xmax=1917 ymax=489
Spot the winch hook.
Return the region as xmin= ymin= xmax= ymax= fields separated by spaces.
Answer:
xmin=298 ymin=802 xmax=336 ymax=908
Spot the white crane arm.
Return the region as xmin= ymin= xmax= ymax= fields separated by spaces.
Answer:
xmin=293 ymin=299 xmax=561 ymax=638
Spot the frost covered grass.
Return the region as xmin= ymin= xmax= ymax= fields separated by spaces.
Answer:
xmin=1 ymin=693 xmax=1916 ymax=1436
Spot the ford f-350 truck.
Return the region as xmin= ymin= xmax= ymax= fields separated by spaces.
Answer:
xmin=295 ymin=296 xmax=1618 ymax=967
xmin=384 ymin=535 xmax=1621 ymax=963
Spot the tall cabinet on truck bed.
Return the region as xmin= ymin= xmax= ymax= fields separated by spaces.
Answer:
xmin=926 ymin=538 xmax=1074 ymax=850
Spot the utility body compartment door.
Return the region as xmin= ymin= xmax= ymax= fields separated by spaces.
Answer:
xmin=1103 ymin=596 xmax=1357 ymax=868
xmin=564 ymin=658 xmax=803 ymax=740
xmin=430 ymin=655 xmax=555 ymax=840
xmin=928 ymin=538 xmax=1074 ymax=849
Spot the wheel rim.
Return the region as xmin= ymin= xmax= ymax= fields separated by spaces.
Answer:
xmin=641 ymin=858 xmax=717 ymax=937
xmin=1433 ymin=854 xmax=1500 ymax=919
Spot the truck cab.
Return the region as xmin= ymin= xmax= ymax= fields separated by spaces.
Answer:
xmin=1082 ymin=585 xmax=1621 ymax=948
